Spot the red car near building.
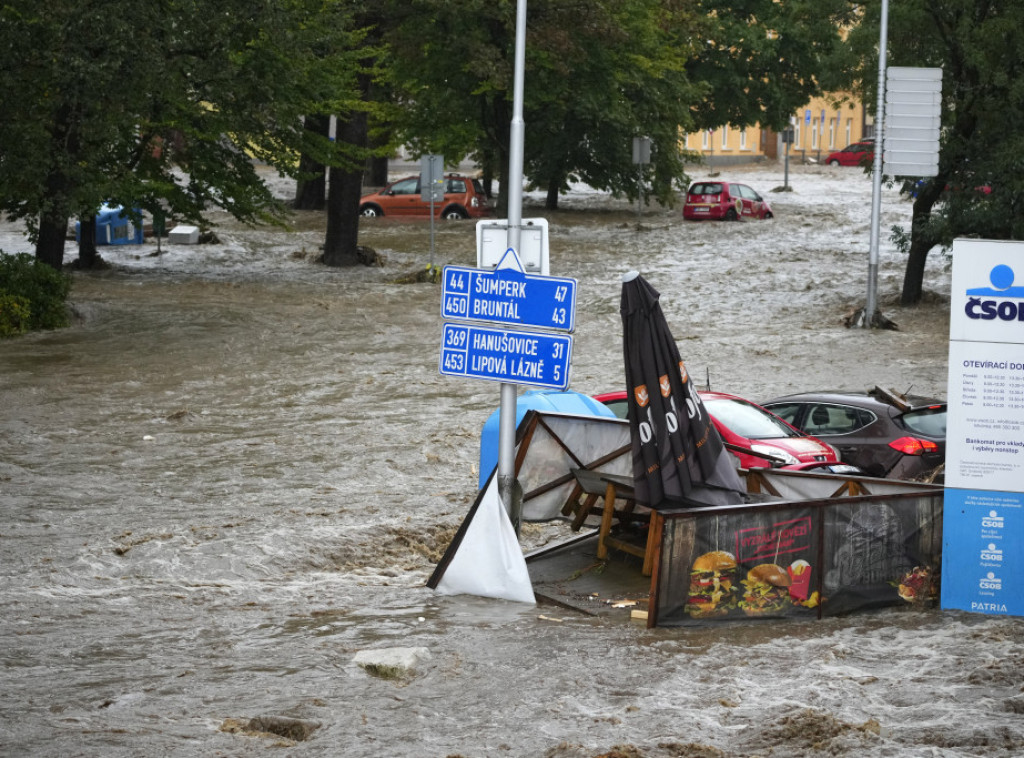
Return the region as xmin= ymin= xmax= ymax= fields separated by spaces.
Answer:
xmin=825 ymin=140 xmax=874 ymax=167
xmin=682 ymin=180 xmax=773 ymax=221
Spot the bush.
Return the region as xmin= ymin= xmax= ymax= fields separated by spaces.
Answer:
xmin=0 ymin=251 xmax=72 ymax=335
xmin=0 ymin=293 xmax=32 ymax=336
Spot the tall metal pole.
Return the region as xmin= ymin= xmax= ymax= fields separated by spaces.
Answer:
xmin=636 ymin=163 xmax=642 ymax=227
xmin=784 ymin=140 xmax=791 ymax=191
xmin=498 ymin=0 xmax=528 ymax=534
xmin=865 ymin=0 xmax=889 ymax=328
xmin=429 ymin=195 xmax=436 ymax=268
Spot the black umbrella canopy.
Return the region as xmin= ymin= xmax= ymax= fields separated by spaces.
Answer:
xmin=620 ymin=271 xmax=746 ymax=508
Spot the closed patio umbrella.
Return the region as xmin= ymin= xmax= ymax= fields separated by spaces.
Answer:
xmin=620 ymin=271 xmax=746 ymax=507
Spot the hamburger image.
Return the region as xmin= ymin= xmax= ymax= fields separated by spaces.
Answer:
xmin=686 ymin=550 xmax=739 ymax=618
xmin=739 ymin=563 xmax=793 ymax=616
xmin=897 ymin=566 xmax=935 ymax=603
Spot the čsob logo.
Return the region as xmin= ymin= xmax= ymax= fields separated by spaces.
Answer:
xmin=979 ymin=571 xmax=1002 ymax=591
xmin=981 ymin=510 xmax=1004 ymax=529
xmin=965 ymin=264 xmax=1024 ymax=321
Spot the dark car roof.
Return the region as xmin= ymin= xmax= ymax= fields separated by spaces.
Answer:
xmin=764 ymin=388 xmax=946 ymax=413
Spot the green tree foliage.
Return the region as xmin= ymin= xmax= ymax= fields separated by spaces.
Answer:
xmin=519 ymin=0 xmax=702 ymax=208
xmin=839 ymin=0 xmax=1024 ymax=305
xmin=688 ymin=0 xmax=856 ymax=131
xmin=382 ymin=0 xmax=848 ymax=211
xmin=0 ymin=252 xmax=72 ymax=335
xmin=0 ymin=0 xmax=369 ymax=269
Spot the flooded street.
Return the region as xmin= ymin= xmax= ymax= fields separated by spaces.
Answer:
xmin=2 ymin=164 xmax=1022 ymax=757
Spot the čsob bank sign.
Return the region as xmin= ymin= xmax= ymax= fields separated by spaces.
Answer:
xmin=943 ymin=239 xmax=1024 ymax=618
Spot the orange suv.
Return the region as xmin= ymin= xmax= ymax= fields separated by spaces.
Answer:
xmin=359 ymin=174 xmax=493 ymax=220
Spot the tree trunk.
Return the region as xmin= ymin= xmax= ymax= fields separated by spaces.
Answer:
xmin=485 ymin=97 xmax=513 ymax=217
xmin=494 ymin=156 xmax=510 ymax=218
xmin=77 ymin=217 xmax=100 ymax=268
xmin=545 ymin=178 xmax=560 ymax=210
xmin=900 ymin=178 xmax=945 ymax=306
xmin=322 ymin=107 xmax=368 ymax=267
xmin=478 ymin=146 xmax=496 ymax=199
xmin=367 ymin=155 xmax=389 ymax=187
xmin=901 ymin=237 xmax=931 ymax=306
xmin=36 ymin=117 xmax=75 ymax=270
xmin=36 ymin=212 xmax=68 ymax=270
xmin=294 ymin=115 xmax=330 ymax=210
xmin=481 ymin=162 xmax=494 ymax=199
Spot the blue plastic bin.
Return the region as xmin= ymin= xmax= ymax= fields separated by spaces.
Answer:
xmin=478 ymin=389 xmax=618 ymax=489
xmin=75 ymin=204 xmax=144 ymax=246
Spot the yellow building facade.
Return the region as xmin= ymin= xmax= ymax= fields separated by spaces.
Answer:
xmin=683 ymin=94 xmax=870 ymax=164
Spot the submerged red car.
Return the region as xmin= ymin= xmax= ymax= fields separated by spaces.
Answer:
xmin=825 ymin=140 xmax=874 ymax=167
xmin=593 ymin=390 xmax=842 ymax=471
xmin=359 ymin=174 xmax=493 ymax=220
xmin=682 ymin=180 xmax=773 ymax=221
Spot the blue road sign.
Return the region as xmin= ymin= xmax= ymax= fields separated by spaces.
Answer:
xmin=439 ymin=323 xmax=572 ymax=390
xmin=441 ymin=262 xmax=576 ymax=332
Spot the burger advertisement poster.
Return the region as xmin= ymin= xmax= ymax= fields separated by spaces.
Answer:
xmin=943 ymin=239 xmax=1024 ymax=618
xmin=685 ymin=513 xmax=821 ymax=620
xmin=685 ymin=550 xmax=818 ymax=620
xmin=670 ymin=498 xmax=943 ymax=624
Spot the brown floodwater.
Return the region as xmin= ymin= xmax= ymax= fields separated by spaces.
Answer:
xmin=2 ymin=164 xmax=1021 ymax=757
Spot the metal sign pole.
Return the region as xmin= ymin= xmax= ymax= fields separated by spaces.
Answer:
xmin=783 ymin=126 xmax=793 ymax=191
xmin=636 ymin=163 xmax=642 ymax=226
xmin=865 ymin=0 xmax=889 ymax=328
xmin=498 ymin=0 xmax=528 ymax=535
xmin=784 ymin=141 xmax=790 ymax=190
xmin=421 ymin=154 xmax=444 ymax=270
xmin=430 ymin=196 xmax=436 ymax=268
xmin=632 ymin=136 xmax=650 ymax=229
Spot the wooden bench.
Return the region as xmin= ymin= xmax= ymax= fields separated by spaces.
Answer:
xmin=562 ymin=468 xmax=658 ymax=576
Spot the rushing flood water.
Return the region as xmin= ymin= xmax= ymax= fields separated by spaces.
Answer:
xmin=2 ymin=164 xmax=1022 ymax=757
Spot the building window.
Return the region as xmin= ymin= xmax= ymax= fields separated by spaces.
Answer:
xmin=702 ymin=130 xmax=710 ymax=149
xmin=829 ymin=118 xmax=836 ymax=148
xmin=846 ymin=118 xmax=852 ymax=147
xmin=721 ymin=126 xmax=729 ymax=150
xmin=811 ymin=121 xmax=819 ymax=149
xmin=739 ymin=128 xmax=748 ymax=150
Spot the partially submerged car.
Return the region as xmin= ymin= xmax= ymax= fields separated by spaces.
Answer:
xmin=359 ymin=174 xmax=493 ymax=219
xmin=593 ymin=390 xmax=841 ymax=470
xmin=682 ymin=181 xmax=773 ymax=221
xmin=825 ymin=140 xmax=874 ymax=167
xmin=761 ymin=387 xmax=946 ymax=480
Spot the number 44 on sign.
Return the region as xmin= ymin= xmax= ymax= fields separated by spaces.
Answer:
xmin=440 ymin=248 xmax=577 ymax=333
